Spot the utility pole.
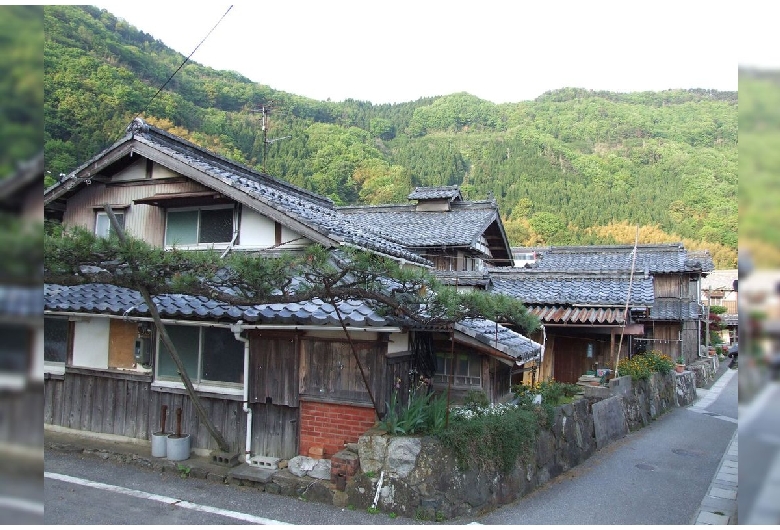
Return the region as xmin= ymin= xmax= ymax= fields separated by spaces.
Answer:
xmin=252 ymin=104 xmax=291 ymax=173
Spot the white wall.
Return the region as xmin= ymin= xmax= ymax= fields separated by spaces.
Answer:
xmin=72 ymin=318 xmax=110 ymax=369
xmin=239 ymin=208 xmax=309 ymax=249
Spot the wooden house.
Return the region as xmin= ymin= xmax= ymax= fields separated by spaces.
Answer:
xmin=489 ymin=244 xmax=713 ymax=384
xmin=43 ymin=119 xmax=540 ymax=462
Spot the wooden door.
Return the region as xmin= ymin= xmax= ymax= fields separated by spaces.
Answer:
xmin=249 ymin=332 xmax=299 ymax=459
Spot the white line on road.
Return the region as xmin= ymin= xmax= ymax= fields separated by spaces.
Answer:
xmin=0 ymin=496 xmax=45 ymax=515
xmin=44 ymin=472 xmax=291 ymax=525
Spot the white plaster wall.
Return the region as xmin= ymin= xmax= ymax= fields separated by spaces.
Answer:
xmin=72 ymin=318 xmax=110 ymax=369
xmin=239 ymin=208 xmax=276 ymax=247
xmin=239 ymin=208 xmax=309 ymax=249
xmin=111 ymin=158 xmax=146 ymax=181
xmin=387 ymin=332 xmax=409 ymax=354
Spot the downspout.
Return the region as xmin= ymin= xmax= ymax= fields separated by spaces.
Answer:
xmin=231 ymin=321 xmax=253 ymax=465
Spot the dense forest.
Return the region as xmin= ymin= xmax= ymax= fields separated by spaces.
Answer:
xmin=43 ymin=5 xmax=738 ymax=267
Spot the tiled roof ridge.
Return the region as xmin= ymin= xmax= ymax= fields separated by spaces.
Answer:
xmin=545 ymin=243 xmax=686 ymax=253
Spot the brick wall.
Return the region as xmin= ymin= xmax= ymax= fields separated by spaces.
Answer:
xmin=299 ymin=400 xmax=376 ymax=458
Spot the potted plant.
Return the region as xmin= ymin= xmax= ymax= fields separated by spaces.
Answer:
xmin=675 ymin=357 xmax=686 ymax=373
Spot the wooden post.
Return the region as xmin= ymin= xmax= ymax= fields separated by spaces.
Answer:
xmin=103 ymin=205 xmax=230 ymax=453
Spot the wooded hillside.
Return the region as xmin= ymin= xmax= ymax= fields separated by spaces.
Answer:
xmin=43 ymin=5 xmax=738 ymax=267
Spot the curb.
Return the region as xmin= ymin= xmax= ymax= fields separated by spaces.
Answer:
xmin=692 ymin=429 xmax=738 ymax=525
xmin=690 ymin=365 xmax=738 ymax=525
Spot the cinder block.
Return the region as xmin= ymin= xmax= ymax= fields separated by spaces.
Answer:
xmin=249 ymin=455 xmax=281 ymax=470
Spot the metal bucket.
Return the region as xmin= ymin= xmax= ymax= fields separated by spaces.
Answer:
xmin=166 ymin=434 xmax=191 ymax=461
xmin=151 ymin=432 xmax=169 ymax=458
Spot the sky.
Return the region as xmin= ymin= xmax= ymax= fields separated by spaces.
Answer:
xmin=87 ymin=0 xmax=748 ymax=105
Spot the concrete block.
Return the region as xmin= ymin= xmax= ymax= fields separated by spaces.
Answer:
xmin=709 ymin=487 xmax=737 ymax=500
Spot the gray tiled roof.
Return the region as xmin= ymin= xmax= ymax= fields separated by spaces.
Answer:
xmin=651 ymin=300 xmax=702 ymax=320
xmin=44 ymin=283 xmax=390 ymax=327
xmin=44 ymin=284 xmax=542 ymax=355
xmin=0 ymin=286 xmax=42 ymax=318
xmin=453 ymin=318 xmax=541 ymax=364
xmin=527 ymin=244 xmax=714 ymax=274
xmin=337 ymin=202 xmax=499 ymax=250
xmin=407 ymin=186 xmax=462 ymax=201
xmin=489 ymin=275 xmax=655 ymax=306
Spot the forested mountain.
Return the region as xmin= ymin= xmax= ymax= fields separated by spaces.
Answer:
xmin=44 ymin=5 xmax=738 ymax=267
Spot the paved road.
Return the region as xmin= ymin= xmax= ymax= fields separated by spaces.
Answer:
xmin=44 ymin=450 xmax=424 ymax=525
xmin=465 ymin=371 xmax=738 ymax=525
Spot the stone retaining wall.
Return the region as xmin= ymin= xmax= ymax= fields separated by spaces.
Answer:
xmin=342 ymin=370 xmax=695 ymax=519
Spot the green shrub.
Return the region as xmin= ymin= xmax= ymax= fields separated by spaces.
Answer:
xmin=617 ymin=350 xmax=674 ymax=380
xmin=438 ymin=403 xmax=540 ymax=472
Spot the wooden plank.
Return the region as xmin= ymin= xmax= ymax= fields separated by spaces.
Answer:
xmin=103 ymin=377 xmax=116 ymax=434
xmin=112 ymin=378 xmax=126 ymax=436
xmin=52 ymin=378 xmax=65 ymax=427
xmin=68 ymin=374 xmax=82 ymax=430
xmin=109 ymin=320 xmax=138 ymax=369
xmin=90 ymin=376 xmax=105 ymax=434
xmin=137 ymin=380 xmax=151 ymax=439
xmin=80 ymin=374 xmax=94 ymax=432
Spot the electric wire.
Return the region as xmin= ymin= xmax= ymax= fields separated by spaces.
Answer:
xmin=614 ymin=225 xmax=640 ymax=376
xmin=133 ymin=5 xmax=233 ymax=122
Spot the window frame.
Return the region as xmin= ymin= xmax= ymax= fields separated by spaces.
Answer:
xmin=154 ymin=324 xmax=244 ymax=396
xmin=95 ymin=210 xmax=126 ymax=238
xmin=433 ymin=351 xmax=482 ymax=388
xmin=164 ymin=205 xmax=235 ymax=249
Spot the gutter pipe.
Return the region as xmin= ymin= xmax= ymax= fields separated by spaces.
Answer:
xmin=230 ymin=321 xmax=254 ymax=466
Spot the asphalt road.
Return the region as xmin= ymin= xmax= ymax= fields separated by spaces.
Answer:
xmin=465 ymin=372 xmax=738 ymax=525
xmin=44 ymin=450 xmax=425 ymax=525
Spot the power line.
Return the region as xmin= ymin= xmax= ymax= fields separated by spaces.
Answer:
xmin=134 ymin=5 xmax=233 ymax=121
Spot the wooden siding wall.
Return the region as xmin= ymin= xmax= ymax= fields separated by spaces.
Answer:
xmin=645 ymin=323 xmax=682 ymax=360
xmin=299 ymin=340 xmax=386 ymax=405
xmin=62 ymin=178 xmax=209 ymax=244
xmin=251 ymin=402 xmax=299 ymax=459
xmin=0 ymin=384 xmax=44 ymax=447
xmin=654 ymin=275 xmax=684 ymax=299
xmin=44 ymin=368 xmax=246 ymax=453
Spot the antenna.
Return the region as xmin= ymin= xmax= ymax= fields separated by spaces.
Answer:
xmin=251 ymin=104 xmax=291 ymax=173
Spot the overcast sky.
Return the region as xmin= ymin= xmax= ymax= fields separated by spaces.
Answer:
xmin=88 ymin=0 xmax=748 ymax=104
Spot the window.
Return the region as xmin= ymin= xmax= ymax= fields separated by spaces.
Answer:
xmin=156 ymin=325 xmax=243 ymax=387
xmin=44 ymin=317 xmax=71 ymax=374
xmin=434 ymin=352 xmax=482 ymax=387
xmin=95 ymin=211 xmax=125 ymax=238
xmin=165 ymin=207 xmax=233 ymax=246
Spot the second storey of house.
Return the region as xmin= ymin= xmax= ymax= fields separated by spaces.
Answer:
xmin=49 ymin=156 xmax=311 ymax=252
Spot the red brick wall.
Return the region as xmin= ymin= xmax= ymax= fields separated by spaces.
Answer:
xmin=299 ymin=400 xmax=376 ymax=458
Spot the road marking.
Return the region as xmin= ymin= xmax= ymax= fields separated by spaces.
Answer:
xmin=0 ymin=496 xmax=45 ymax=515
xmin=44 ymin=472 xmax=291 ymax=525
